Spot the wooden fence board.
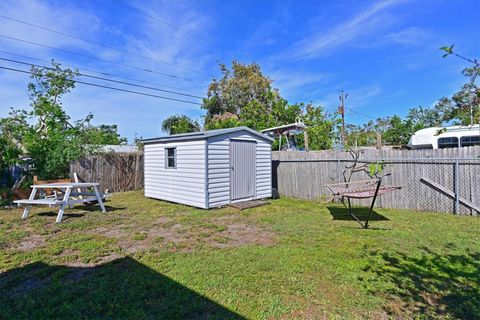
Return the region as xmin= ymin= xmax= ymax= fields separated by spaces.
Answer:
xmin=272 ymin=146 xmax=480 ymax=215
xmin=70 ymin=153 xmax=144 ymax=193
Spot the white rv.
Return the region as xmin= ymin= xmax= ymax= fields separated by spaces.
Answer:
xmin=408 ymin=125 xmax=480 ymax=149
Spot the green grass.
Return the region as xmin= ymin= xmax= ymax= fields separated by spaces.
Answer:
xmin=0 ymin=191 xmax=479 ymax=319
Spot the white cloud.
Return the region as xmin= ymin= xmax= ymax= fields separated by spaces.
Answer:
xmin=279 ymin=0 xmax=406 ymax=60
xmin=269 ymin=69 xmax=331 ymax=98
xmin=0 ymin=0 xmax=213 ymax=141
xmin=379 ymin=27 xmax=430 ymax=46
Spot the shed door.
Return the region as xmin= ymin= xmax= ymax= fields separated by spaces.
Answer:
xmin=230 ymin=140 xmax=256 ymax=201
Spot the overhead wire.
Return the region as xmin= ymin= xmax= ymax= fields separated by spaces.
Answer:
xmin=0 ymin=14 xmax=201 ymax=74
xmin=0 ymin=65 xmax=201 ymax=105
xmin=115 ymin=0 xmax=214 ymax=45
xmin=0 ymin=49 xmax=203 ymax=95
xmin=0 ymin=34 xmax=193 ymax=81
xmin=348 ymin=108 xmax=378 ymax=120
xmin=0 ymin=57 xmax=204 ymax=99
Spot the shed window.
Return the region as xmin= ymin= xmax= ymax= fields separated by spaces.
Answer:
xmin=438 ymin=137 xmax=459 ymax=149
xmin=165 ymin=148 xmax=176 ymax=168
xmin=460 ymin=135 xmax=480 ymax=147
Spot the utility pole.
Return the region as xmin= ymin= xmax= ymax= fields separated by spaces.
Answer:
xmin=338 ymin=91 xmax=348 ymax=148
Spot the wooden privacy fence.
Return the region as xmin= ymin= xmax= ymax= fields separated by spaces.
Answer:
xmin=272 ymin=147 xmax=480 ymax=215
xmin=70 ymin=153 xmax=143 ymax=193
xmin=71 ymin=147 xmax=480 ymax=215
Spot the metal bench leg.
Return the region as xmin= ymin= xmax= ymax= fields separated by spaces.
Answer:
xmin=93 ymin=186 xmax=106 ymax=213
xmin=21 ymin=187 xmax=37 ymax=220
xmin=56 ymin=187 xmax=72 ymax=223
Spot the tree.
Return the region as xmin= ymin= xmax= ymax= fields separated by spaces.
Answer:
xmin=82 ymin=124 xmax=127 ymax=145
xmin=438 ymin=46 xmax=480 ymax=125
xmin=432 ymin=66 xmax=480 ymax=125
xmin=302 ymin=104 xmax=336 ymax=150
xmin=0 ymin=61 xmax=126 ymax=179
xmin=202 ymin=61 xmax=274 ymax=123
xmin=161 ymin=115 xmax=200 ymax=134
xmin=200 ymin=61 xmax=337 ymax=149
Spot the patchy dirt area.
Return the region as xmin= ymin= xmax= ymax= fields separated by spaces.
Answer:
xmin=16 ymin=234 xmax=47 ymax=251
xmin=88 ymin=216 xmax=277 ymax=254
xmin=210 ymin=223 xmax=277 ymax=248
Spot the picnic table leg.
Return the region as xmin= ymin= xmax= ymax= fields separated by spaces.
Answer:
xmin=22 ymin=187 xmax=37 ymax=219
xmin=56 ymin=187 xmax=72 ymax=223
xmin=93 ymin=186 xmax=106 ymax=213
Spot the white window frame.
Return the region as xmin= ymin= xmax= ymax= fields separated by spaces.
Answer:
xmin=165 ymin=147 xmax=176 ymax=169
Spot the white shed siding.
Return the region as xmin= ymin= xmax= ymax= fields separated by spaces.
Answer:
xmin=144 ymin=140 xmax=206 ymax=208
xmin=256 ymin=141 xmax=272 ymax=199
xmin=207 ymin=131 xmax=272 ymax=208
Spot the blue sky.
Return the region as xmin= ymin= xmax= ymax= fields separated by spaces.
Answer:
xmin=0 ymin=0 xmax=479 ymax=142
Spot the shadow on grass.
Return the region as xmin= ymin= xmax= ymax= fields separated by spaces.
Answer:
xmin=35 ymin=205 xmax=125 ymax=221
xmin=362 ymin=247 xmax=480 ymax=319
xmin=0 ymin=257 xmax=244 ymax=319
xmin=37 ymin=211 xmax=86 ymax=220
xmin=81 ymin=204 xmax=126 ymax=212
xmin=327 ymin=206 xmax=389 ymax=222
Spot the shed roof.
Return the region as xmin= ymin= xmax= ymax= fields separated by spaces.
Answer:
xmin=141 ymin=126 xmax=274 ymax=144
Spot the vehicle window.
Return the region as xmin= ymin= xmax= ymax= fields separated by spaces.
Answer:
xmin=460 ymin=135 xmax=480 ymax=147
xmin=438 ymin=137 xmax=459 ymax=149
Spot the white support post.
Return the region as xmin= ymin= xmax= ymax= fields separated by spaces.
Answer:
xmin=93 ymin=185 xmax=106 ymax=213
xmin=55 ymin=187 xmax=72 ymax=223
xmin=22 ymin=187 xmax=37 ymax=219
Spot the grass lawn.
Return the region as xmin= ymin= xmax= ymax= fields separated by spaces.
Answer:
xmin=1 ymin=191 xmax=479 ymax=319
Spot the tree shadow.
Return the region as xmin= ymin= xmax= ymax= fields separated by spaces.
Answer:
xmin=0 ymin=257 xmax=245 ymax=319
xmin=327 ymin=206 xmax=389 ymax=222
xmin=362 ymin=247 xmax=480 ymax=319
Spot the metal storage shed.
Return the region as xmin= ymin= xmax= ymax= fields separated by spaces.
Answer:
xmin=141 ymin=127 xmax=274 ymax=209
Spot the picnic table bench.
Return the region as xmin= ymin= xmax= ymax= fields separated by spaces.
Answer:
xmin=14 ymin=182 xmax=108 ymax=223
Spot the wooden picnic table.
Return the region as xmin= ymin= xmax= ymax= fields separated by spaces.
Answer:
xmin=13 ymin=182 xmax=107 ymax=223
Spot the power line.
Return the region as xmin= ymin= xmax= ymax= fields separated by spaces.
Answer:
xmin=115 ymin=0 xmax=214 ymax=45
xmin=0 ymin=14 xmax=201 ymax=74
xmin=0 ymin=50 xmax=203 ymax=95
xmin=0 ymin=57 xmax=204 ymax=99
xmin=348 ymin=108 xmax=378 ymax=120
xmin=0 ymin=34 xmax=193 ymax=81
xmin=0 ymin=65 xmax=201 ymax=105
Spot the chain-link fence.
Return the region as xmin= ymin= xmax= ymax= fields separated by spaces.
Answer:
xmin=272 ymin=149 xmax=480 ymax=215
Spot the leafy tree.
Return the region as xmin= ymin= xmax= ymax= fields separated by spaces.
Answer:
xmin=201 ymin=61 xmax=336 ymax=150
xmin=202 ymin=61 xmax=274 ymax=123
xmin=82 ymin=124 xmax=127 ymax=145
xmin=432 ymin=66 xmax=480 ymax=125
xmin=382 ymin=115 xmax=416 ymax=145
xmin=204 ymin=112 xmax=242 ymax=130
xmin=302 ymin=104 xmax=336 ymax=150
xmin=438 ymin=45 xmax=480 ymax=125
xmin=161 ymin=114 xmax=200 ymax=134
xmin=0 ymin=61 xmax=126 ymax=179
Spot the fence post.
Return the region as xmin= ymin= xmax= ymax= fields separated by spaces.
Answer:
xmin=454 ymin=160 xmax=460 ymax=215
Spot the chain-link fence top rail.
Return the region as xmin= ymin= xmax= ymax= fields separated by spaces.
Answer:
xmin=272 ymin=147 xmax=480 ymax=215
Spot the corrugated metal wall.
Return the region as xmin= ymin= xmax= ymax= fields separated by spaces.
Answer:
xmin=144 ymin=140 xmax=206 ymax=208
xmin=207 ymin=131 xmax=272 ymax=208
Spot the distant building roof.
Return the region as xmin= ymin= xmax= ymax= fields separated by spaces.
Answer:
xmin=141 ymin=126 xmax=274 ymax=144
xmin=97 ymin=145 xmax=139 ymax=153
